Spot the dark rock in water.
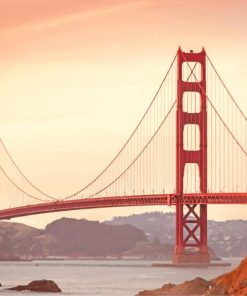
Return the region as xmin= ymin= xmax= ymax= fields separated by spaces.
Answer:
xmin=7 ymin=280 xmax=61 ymax=293
xmin=8 ymin=285 xmax=26 ymax=292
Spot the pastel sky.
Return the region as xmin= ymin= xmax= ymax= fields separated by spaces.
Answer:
xmin=0 ymin=0 xmax=247 ymax=228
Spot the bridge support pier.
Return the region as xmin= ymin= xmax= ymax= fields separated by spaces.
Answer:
xmin=173 ymin=48 xmax=210 ymax=265
xmin=172 ymin=203 xmax=210 ymax=265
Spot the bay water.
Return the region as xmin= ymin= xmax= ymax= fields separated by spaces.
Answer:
xmin=0 ymin=258 xmax=242 ymax=295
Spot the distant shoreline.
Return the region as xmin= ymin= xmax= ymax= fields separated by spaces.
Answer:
xmin=0 ymin=256 xmax=241 ymax=262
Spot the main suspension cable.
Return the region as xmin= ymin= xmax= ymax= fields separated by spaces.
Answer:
xmin=0 ymin=138 xmax=58 ymax=201
xmin=182 ymin=52 xmax=247 ymax=158
xmin=206 ymin=55 xmax=247 ymax=121
xmin=64 ymin=54 xmax=178 ymax=200
xmin=88 ymin=101 xmax=176 ymax=199
xmin=0 ymin=164 xmax=51 ymax=203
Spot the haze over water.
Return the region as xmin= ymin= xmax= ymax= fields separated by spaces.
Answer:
xmin=0 ymin=259 xmax=242 ymax=295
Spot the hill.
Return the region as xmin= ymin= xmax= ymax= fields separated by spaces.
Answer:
xmin=106 ymin=212 xmax=247 ymax=257
xmin=0 ymin=218 xmax=146 ymax=259
xmin=1 ymin=212 xmax=246 ymax=260
xmin=0 ymin=221 xmax=41 ymax=260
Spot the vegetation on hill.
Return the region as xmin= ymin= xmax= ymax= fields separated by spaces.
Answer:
xmin=0 ymin=218 xmax=146 ymax=259
xmin=0 ymin=221 xmax=41 ymax=260
xmin=107 ymin=212 xmax=247 ymax=257
xmin=1 ymin=212 xmax=246 ymax=260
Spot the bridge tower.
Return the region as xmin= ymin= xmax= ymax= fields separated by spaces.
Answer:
xmin=173 ymin=48 xmax=210 ymax=264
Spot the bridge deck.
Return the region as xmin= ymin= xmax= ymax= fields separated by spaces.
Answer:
xmin=1 ymin=193 xmax=247 ymax=220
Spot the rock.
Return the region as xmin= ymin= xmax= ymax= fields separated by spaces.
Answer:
xmin=7 ymin=280 xmax=61 ymax=293
xmin=137 ymin=257 xmax=247 ymax=296
xmin=203 ymin=284 xmax=226 ymax=296
xmin=8 ymin=285 xmax=27 ymax=292
xmin=137 ymin=277 xmax=211 ymax=295
xmin=211 ymin=257 xmax=247 ymax=295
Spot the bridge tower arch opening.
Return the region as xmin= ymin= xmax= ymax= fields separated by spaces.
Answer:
xmin=173 ymin=47 xmax=210 ymax=265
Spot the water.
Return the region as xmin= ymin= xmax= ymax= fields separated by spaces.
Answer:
xmin=0 ymin=258 xmax=242 ymax=295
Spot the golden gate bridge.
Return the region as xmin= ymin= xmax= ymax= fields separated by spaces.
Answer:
xmin=1 ymin=48 xmax=247 ymax=265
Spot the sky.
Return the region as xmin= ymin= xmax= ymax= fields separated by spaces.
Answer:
xmin=0 ymin=0 xmax=247 ymax=228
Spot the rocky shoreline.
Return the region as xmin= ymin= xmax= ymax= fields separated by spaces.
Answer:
xmin=136 ymin=257 xmax=247 ymax=295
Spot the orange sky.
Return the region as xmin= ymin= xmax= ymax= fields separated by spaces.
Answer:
xmin=0 ymin=0 xmax=247 ymax=228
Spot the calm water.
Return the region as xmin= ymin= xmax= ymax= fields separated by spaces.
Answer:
xmin=0 ymin=258 xmax=242 ymax=296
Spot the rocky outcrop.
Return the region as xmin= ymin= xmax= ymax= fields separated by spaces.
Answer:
xmin=209 ymin=257 xmax=247 ymax=295
xmin=7 ymin=280 xmax=61 ymax=293
xmin=137 ymin=257 xmax=247 ymax=296
xmin=137 ymin=277 xmax=211 ymax=295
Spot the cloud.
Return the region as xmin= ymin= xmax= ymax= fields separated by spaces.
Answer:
xmin=1 ymin=0 xmax=152 ymax=34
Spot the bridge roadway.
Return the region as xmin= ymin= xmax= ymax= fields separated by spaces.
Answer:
xmin=0 ymin=193 xmax=247 ymax=220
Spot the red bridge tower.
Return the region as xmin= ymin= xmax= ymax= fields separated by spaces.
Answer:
xmin=173 ymin=48 xmax=210 ymax=264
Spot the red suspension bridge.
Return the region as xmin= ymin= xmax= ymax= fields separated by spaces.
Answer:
xmin=1 ymin=48 xmax=247 ymax=265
